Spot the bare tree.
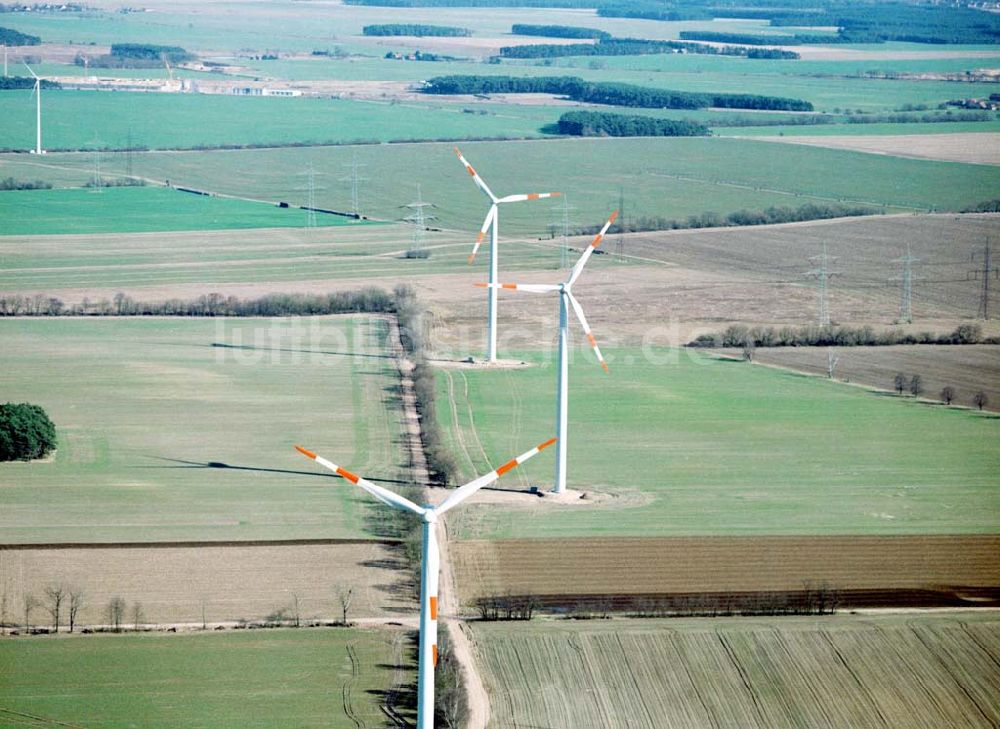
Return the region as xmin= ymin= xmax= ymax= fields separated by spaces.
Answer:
xmin=741 ymin=333 xmax=755 ymax=362
xmin=909 ymin=374 xmax=924 ymax=398
xmin=337 ymin=587 xmax=353 ymax=626
xmin=893 ymin=373 xmax=906 ymax=394
xmin=131 ymin=602 xmax=144 ymax=632
xmin=43 ymin=584 xmax=65 ymax=633
xmin=68 ymin=589 xmax=84 ymax=633
xmin=23 ymin=593 xmax=39 ymax=633
xmin=107 ymin=596 xmax=126 ymax=632
xmin=827 ymin=348 xmax=839 ymax=379
xmin=973 ymin=391 xmax=988 ymax=411
xmin=940 ymin=386 xmax=955 ymax=405
xmin=201 ymin=597 xmax=207 ymax=631
xmin=291 ymin=593 xmax=301 ymax=628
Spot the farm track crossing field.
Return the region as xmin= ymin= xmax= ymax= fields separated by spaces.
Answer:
xmin=453 ymin=535 xmax=1000 ymax=606
xmin=717 ymin=345 xmax=1000 ymax=414
xmin=0 ymin=540 xmax=414 ymax=627
xmin=0 ymin=628 xmax=416 ymax=728
xmin=0 ymin=186 xmax=368 ymax=235
xmin=436 ymin=347 xmax=1000 ymax=539
xmin=3 ymin=138 xmax=997 ymax=236
xmin=0 ymin=316 xmax=410 ymax=543
xmin=472 ymin=614 xmax=1000 ymax=729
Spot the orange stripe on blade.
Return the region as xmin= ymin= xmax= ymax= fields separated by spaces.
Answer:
xmin=587 ymin=333 xmax=597 ymax=347
xmin=601 ymin=361 xmax=610 ymax=373
xmin=336 ymin=467 xmax=360 ymax=484
xmin=294 ymin=445 xmax=317 ymax=460
xmin=502 ymin=283 xmax=517 ymax=290
xmin=527 ymin=193 xmax=539 ymax=200
xmin=496 ymin=458 xmax=518 ymax=476
xmin=430 ymin=596 xmax=438 ymax=620
xmin=433 ymin=644 xmax=438 ymax=667
xmin=539 ymin=437 xmax=557 ymax=451
xmin=466 ymin=165 xmax=476 ymax=176
xmin=591 ymin=234 xmax=603 ymax=248
xmin=609 ymin=210 xmax=619 ymax=223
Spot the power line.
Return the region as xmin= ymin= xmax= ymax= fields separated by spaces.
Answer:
xmin=805 ymin=242 xmax=839 ymax=326
xmin=892 ymin=243 xmax=919 ymax=323
xmin=403 ymin=184 xmax=435 ymax=256
xmin=969 ymin=239 xmax=998 ymax=319
xmin=553 ymin=195 xmax=575 ymax=270
xmin=340 ymin=152 xmax=367 ymax=218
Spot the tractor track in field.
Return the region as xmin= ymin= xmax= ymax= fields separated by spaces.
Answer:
xmin=342 ymin=640 xmax=366 ymax=729
xmin=380 ymin=632 xmax=409 ymax=728
xmin=443 ymin=368 xmax=477 ymax=476
xmin=0 ymin=708 xmax=86 ymax=728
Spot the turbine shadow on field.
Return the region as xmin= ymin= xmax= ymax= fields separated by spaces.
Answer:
xmin=209 ymin=342 xmax=396 ymax=360
xmin=144 ymin=457 xmax=411 ymax=485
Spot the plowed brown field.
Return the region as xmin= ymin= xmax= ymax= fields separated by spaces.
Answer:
xmin=453 ymin=535 xmax=1000 ymax=608
xmin=0 ymin=540 xmax=415 ymax=628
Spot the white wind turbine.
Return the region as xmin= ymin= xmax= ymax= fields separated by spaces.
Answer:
xmin=294 ymin=436 xmax=556 ymax=729
xmin=454 ymin=147 xmax=560 ymax=362
xmin=477 ymin=211 xmax=617 ymax=493
xmin=24 ymin=63 xmax=44 ymax=155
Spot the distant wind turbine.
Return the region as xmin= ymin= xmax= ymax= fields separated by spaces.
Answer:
xmin=25 ymin=63 xmax=44 ymax=155
xmin=293 ymin=436 xmax=556 ymax=729
xmin=477 ymin=211 xmax=617 ymax=493
xmin=454 ymin=146 xmax=560 ymax=362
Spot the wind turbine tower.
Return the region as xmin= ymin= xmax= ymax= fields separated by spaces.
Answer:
xmin=477 ymin=211 xmax=617 ymax=493
xmin=455 ymin=147 xmax=560 ymax=362
xmin=294 ymin=437 xmax=555 ymax=729
xmin=25 ymin=64 xmax=44 ymax=155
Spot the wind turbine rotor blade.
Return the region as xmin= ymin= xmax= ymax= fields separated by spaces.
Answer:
xmin=294 ymin=445 xmax=426 ymax=515
xmin=568 ymin=210 xmax=619 ymax=286
xmin=566 ymin=292 xmax=609 ymax=373
xmin=24 ymin=62 xmax=37 ymax=79
xmin=454 ymin=146 xmax=497 ymax=202
xmin=497 ymin=192 xmax=562 ymax=204
xmin=434 ymin=437 xmax=557 ymax=516
xmin=473 ymin=282 xmax=559 ymax=293
xmin=468 ymin=205 xmax=496 ymax=264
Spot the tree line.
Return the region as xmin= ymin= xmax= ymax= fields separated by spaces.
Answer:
xmin=688 ymin=323 xmax=993 ymax=349
xmin=598 ymin=1 xmax=1000 ymax=45
xmin=565 ymin=202 xmax=876 ymax=237
xmin=0 ymin=76 xmax=60 ymax=90
xmin=0 ymin=288 xmax=395 ymax=317
xmin=0 ymin=25 xmax=39 ymax=45
xmin=394 ymin=285 xmax=459 ymax=486
xmin=499 ymin=37 xmax=799 ymax=60
xmin=556 ymin=110 xmax=709 ymax=138
xmin=423 ymin=75 xmax=813 ymax=112
xmin=363 ymin=24 xmax=471 ymax=36
xmin=512 ymin=23 xmax=610 ymax=40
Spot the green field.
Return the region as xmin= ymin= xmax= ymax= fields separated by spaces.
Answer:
xmin=0 ymin=628 xmax=414 ymax=728
xmin=0 ymin=316 xmax=409 ymax=543
xmin=0 ymin=90 xmax=553 ymax=152
xmin=472 ymin=613 xmax=1000 ymax=729
xmin=0 ymin=187 xmax=368 ymax=235
xmin=4 ymin=137 xmax=995 ymax=239
xmin=437 ymin=347 xmax=1000 ymax=539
